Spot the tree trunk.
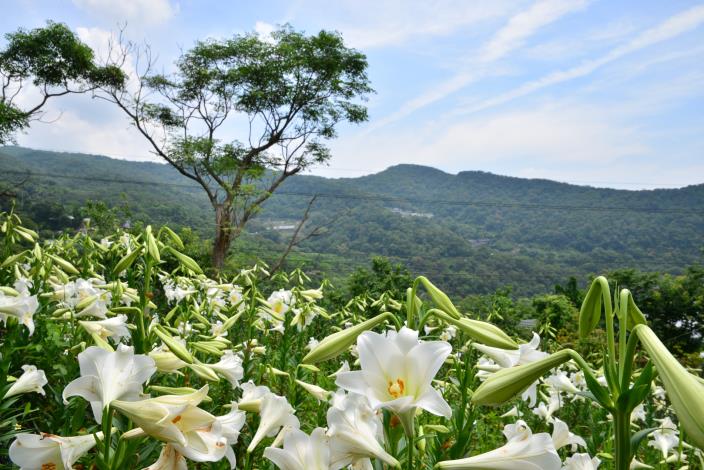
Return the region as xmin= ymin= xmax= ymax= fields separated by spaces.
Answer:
xmin=212 ymin=203 xmax=233 ymax=273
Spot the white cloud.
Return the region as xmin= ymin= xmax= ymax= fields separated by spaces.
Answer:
xmin=370 ymin=0 xmax=590 ymax=130
xmin=254 ymin=21 xmax=276 ymax=41
xmin=330 ymin=100 xmax=650 ymax=179
xmin=480 ymin=0 xmax=590 ymax=62
xmin=321 ymin=0 xmax=517 ymax=49
xmin=17 ymin=107 xmax=158 ymax=162
xmin=459 ymin=4 xmax=704 ymax=115
xmin=72 ymin=0 xmax=179 ymax=27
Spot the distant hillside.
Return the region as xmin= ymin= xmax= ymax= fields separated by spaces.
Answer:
xmin=1 ymin=146 xmax=703 ymax=295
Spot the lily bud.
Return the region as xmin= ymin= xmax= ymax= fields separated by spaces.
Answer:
xmin=145 ymin=225 xmax=161 ymax=262
xmin=579 ymin=276 xmax=611 ymax=339
xmin=622 ymin=289 xmax=647 ymax=329
xmin=166 ymin=247 xmax=203 ymax=274
xmin=295 ymin=380 xmax=330 ymax=401
xmin=113 ymin=246 xmax=143 ymax=275
xmin=153 ymin=326 xmax=194 ymax=364
xmin=47 ymin=254 xmax=80 ymax=275
xmin=149 ymin=349 xmax=188 ymax=373
xmin=238 ymin=399 xmax=262 ymax=413
xmin=472 ymin=349 xmax=573 ymax=406
xmin=302 ymin=312 xmax=394 ymax=364
xmin=299 ymin=288 xmax=323 ymax=301
xmin=431 ymin=309 xmax=518 ymax=349
xmin=149 ymin=386 xmax=212 ymax=402
xmin=1 ymin=251 xmax=26 ymax=269
xmin=0 ymin=286 xmax=20 ymax=296
xmin=75 ymin=294 xmax=98 ymax=312
xmin=159 ymin=225 xmax=184 ymax=249
xmin=187 ymin=363 xmax=220 ymax=382
xmin=416 ymin=276 xmax=461 ymax=319
xmin=634 ymin=325 xmax=704 ymax=449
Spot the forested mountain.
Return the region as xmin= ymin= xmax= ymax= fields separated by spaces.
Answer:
xmin=1 ymin=146 xmax=703 ymax=295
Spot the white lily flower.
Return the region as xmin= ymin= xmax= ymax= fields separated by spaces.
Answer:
xmin=436 ymin=420 xmax=561 ymax=469
xmin=647 ymin=418 xmax=680 ymax=459
xmin=264 ymin=427 xmax=330 ymax=470
xmin=521 ymin=381 xmax=539 ymax=408
xmin=631 ymin=404 xmax=646 ymax=424
xmin=144 ymin=444 xmax=187 ymax=470
xmin=210 ymin=321 xmax=227 ymax=338
xmin=532 ymin=392 xmax=562 ymax=423
xmin=9 ymin=432 xmax=103 ymax=470
xmin=267 ymin=289 xmax=293 ymax=316
xmin=473 ymin=332 xmax=548 ymax=369
xmin=570 ymin=371 xmax=587 ymax=390
xmin=208 ymin=350 xmax=244 ymax=386
xmin=112 ymin=386 xmax=215 ymax=447
xmin=290 ymin=307 xmax=318 ymax=331
xmin=335 ymin=327 xmax=452 ymax=426
xmin=329 ymin=360 xmax=350 ymax=378
xmin=629 ymin=458 xmax=654 ymax=469
xmin=327 ymin=391 xmax=399 ymax=469
xmin=149 ymin=345 xmax=188 ymax=373
xmin=79 ymin=314 xmax=131 ymax=342
xmin=296 ymin=380 xmax=331 ymax=401
xmin=217 ymin=406 xmax=247 ymax=468
xmin=63 ymin=344 xmax=156 ymax=423
xmin=237 ymin=381 xmax=272 ymax=412
xmin=307 ymin=337 xmax=320 ymax=351
xmin=13 ymin=277 xmax=32 ymax=294
xmin=500 ymin=406 xmax=522 ymax=418
xmin=546 ymin=370 xmax=580 ymax=395
xmin=551 ymin=418 xmax=587 ymax=451
xmin=440 ymin=325 xmax=457 ymax=342
xmin=248 ymin=393 xmax=299 ymax=452
xmin=0 ymin=289 xmax=38 ymax=335
xmin=562 ymin=453 xmax=601 ymax=470
xmin=172 ymin=419 xmax=229 ymax=465
xmin=4 ymin=364 xmax=48 ymax=399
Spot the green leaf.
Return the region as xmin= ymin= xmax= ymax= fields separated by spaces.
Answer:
xmin=630 ymin=427 xmax=659 ymax=454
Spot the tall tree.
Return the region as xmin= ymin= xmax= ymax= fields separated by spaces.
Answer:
xmin=0 ymin=21 xmax=123 ymax=144
xmin=99 ymin=27 xmax=372 ymax=271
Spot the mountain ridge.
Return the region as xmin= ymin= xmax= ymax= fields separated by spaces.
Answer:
xmin=1 ymin=146 xmax=703 ymax=295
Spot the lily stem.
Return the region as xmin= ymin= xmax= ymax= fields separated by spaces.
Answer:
xmin=614 ymin=409 xmax=632 ymax=470
xmin=406 ymin=425 xmax=414 ymax=470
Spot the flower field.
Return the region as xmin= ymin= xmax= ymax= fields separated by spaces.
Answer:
xmin=0 ymin=208 xmax=703 ymax=470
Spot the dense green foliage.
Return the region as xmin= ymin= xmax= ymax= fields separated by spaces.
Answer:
xmin=1 ymin=146 xmax=703 ymax=297
xmin=98 ymin=26 xmax=372 ymax=269
xmin=0 ymin=211 xmax=701 ymax=469
xmin=0 ymin=22 xmax=124 ymax=144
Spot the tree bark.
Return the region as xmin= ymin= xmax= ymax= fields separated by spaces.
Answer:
xmin=212 ymin=203 xmax=234 ymax=272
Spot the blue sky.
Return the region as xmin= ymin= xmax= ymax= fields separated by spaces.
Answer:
xmin=2 ymin=0 xmax=704 ymax=189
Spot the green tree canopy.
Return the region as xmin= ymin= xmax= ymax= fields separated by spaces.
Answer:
xmin=100 ymin=26 xmax=372 ymax=270
xmin=0 ymin=21 xmax=124 ymax=144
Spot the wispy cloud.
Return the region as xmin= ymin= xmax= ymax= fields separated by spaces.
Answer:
xmin=317 ymin=1 xmax=515 ymax=49
xmin=72 ymin=0 xmax=179 ymax=27
xmin=480 ymin=0 xmax=589 ymax=62
xmin=369 ymin=0 xmax=590 ymax=130
xmin=457 ymin=4 xmax=704 ymax=115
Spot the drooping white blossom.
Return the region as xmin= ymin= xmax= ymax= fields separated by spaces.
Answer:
xmin=247 ymin=392 xmax=300 ymax=452
xmin=208 ymin=350 xmax=244 ymax=387
xmin=63 ymin=344 xmax=156 ymax=423
xmin=327 ymin=390 xmax=399 ymax=469
xmin=9 ymin=432 xmax=103 ymax=470
xmin=436 ymin=420 xmax=561 ymax=469
xmin=562 ymin=453 xmax=601 ymax=470
xmin=3 ymin=364 xmax=47 ymax=399
xmin=264 ymin=427 xmax=331 ymax=470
